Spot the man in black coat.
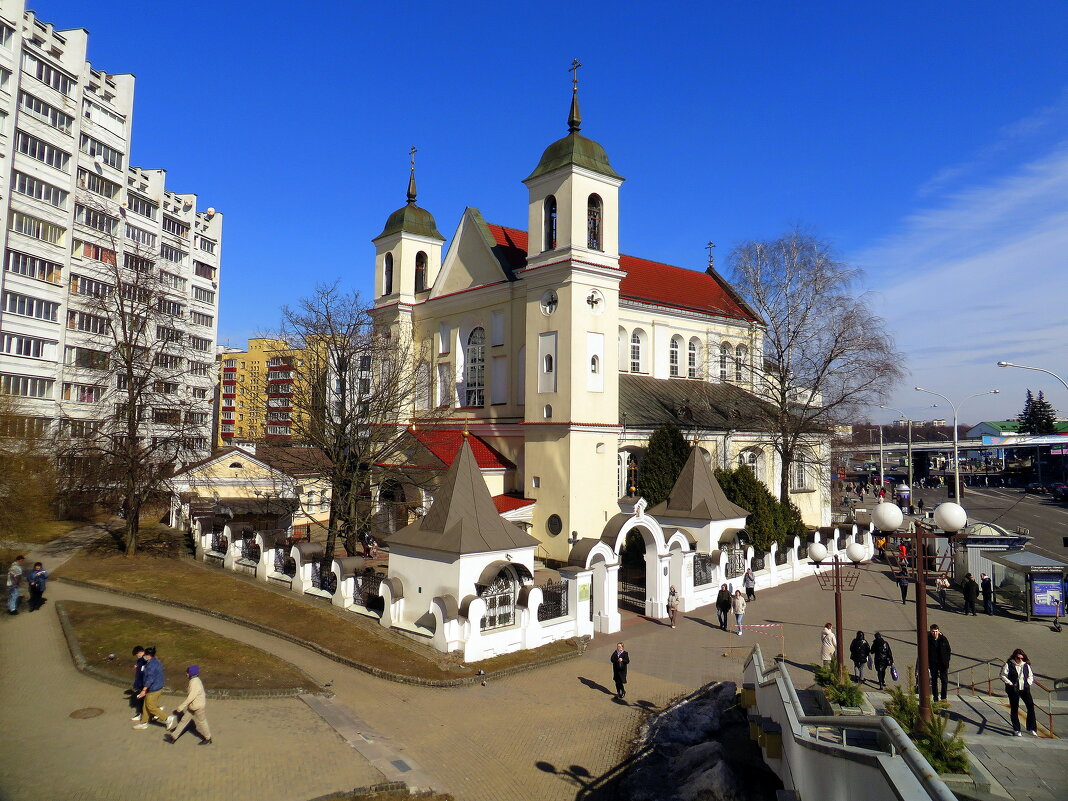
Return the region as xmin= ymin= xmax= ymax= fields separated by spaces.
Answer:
xmin=610 ymin=642 xmax=630 ymax=698
xmin=928 ymin=624 xmax=952 ymax=701
xmin=980 ymin=573 xmax=994 ymax=615
xmin=961 ymin=573 xmax=980 ymax=616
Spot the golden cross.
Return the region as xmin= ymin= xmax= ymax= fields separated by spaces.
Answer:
xmin=569 ymin=58 xmax=582 ymax=92
xmin=706 ymin=241 xmax=717 ymax=270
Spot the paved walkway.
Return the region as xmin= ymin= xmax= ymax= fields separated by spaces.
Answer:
xmin=2 ymin=530 xmax=1066 ymax=801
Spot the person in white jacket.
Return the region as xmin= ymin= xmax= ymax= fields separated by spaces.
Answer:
xmin=1000 ymin=649 xmax=1038 ymax=736
xmin=820 ymin=622 xmax=837 ymax=670
xmin=731 ymin=590 xmax=747 ymax=636
xmin=165 ymin=665 xmax=212 ymax=745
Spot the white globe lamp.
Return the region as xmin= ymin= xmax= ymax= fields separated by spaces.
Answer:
xmin=846 ymin=542 xmax=867 ymax=564
xmin=808 ymin=542 xmax=828 ymax=563
xmin=871 ymin=503 xmax=904 ymax=533
xmin=934 ymin=502 xmax=968 ymax=533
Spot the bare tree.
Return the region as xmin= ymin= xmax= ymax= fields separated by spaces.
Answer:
xmin=728 ymin=229 xmax=906 ymax=502
xmin=272 ymin=283 xmax=438 ymax=562
xmin=53 ymin=195 xmax=213 ymax=554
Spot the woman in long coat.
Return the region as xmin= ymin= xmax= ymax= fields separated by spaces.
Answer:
xmin=610 ymin=642 xmax=629 ymax=698
xmin=871 ymin=632 xmax=894 ymax=690
xmin=849 ymin=631 xmax=871 ymax=684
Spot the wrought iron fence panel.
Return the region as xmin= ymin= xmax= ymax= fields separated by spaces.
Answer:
xmin=480 ymin=572 xmax=515 ymax=630
xmin=355 ymin=570 xmax=385 ymax=608
xmin=774 ymin=548 xmax=788 ymax=566
xmin=693 ymin=553 xmax=715 ymax=586
xmin=798 ymin=542 xmax=809 ymax=561
xmin=751 ymin=554 xmax=766 ymax=572
xmin=725 ymin=548 xmax=745 ymax=579
xmin=537 ymin=579 xmax=568 ymax=622
xmin=240 ymin=538 xmax=260 ymax=562
xmin=210 ymin=532 xmax=228 ymax=553
xmin=274 ymin=547 xmax=296 ymax=577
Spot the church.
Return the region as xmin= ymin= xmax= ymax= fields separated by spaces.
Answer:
xmin=370 ymin=76 xmax=831 ymax=570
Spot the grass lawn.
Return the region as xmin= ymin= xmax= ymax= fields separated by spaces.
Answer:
xmin=63 ymin=601 xmax=320 ymax=692
xmin=1 ymin=519 xmax=85 ymax=545
xmin=56 ymin=552 xmax=580 ymax=682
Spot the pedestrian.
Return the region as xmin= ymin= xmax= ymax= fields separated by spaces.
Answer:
xmin=874 ymin=535 xmax=887 ymax=563
xmin=927 ymin=624 xmax=951 ymax=702
xmin=731 ymin=590 xmax=747 ymax=636
xmin=743 ymin=569 xmax=756 ymax=602
xmin=980 ymin=573 xmax=994 ymax=615
xmin=1000 ymin=649 xmax=1038 ymax=736
xmin=130 ymin=645 xmax=147 ymax=721
xmin=27 ymin=562 xmax=47 ymax=612
xmin=871 ymin=632 xmax=894 ymax=689
xmin=133 ymin=647 xmax=167 ymax=729
xmin=849 ymin=631 xmax=870 ymax=684
xmin=666 ymin=585 xmax=679 ymax=628
xmin=610 ymin=642 xmax=629 ymax=698
xmin=165 ymin=665 xmax=212 ymax=745
xmin=897 ymin=567 xmax=910 ymax=605
xmin=715 ymin=584 xmax=731 ymax=631
xmin=6 ymin=554 xmax=25 ymax=615
xmin=917 ymin=498 xmax=925 ymax=514
xmin=962 ymin=573 xmax=980 ymax=616
xmin=820 ymin=623 xmax=837 ymax=670
xmin=935 ymin=573 xmax=950 ymax=609
xmin=897 ymin=541 xmax=908 ymax=565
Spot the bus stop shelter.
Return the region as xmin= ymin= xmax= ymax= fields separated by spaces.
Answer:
xmin=985 ymin=550 xmax=1068 ymax=623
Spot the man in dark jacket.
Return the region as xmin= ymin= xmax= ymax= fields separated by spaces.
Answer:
xmin=610 ymin=642 xmax=630 ymax=699
xmin=133 ymin=647 xmax=166 ymax=729
xmin=715 ymin=584 xmax=732 ymax=630
xmin=927 ymin=624 xmax=952 ymax=701
xmin=980 ymin=573 xmax=994 ymax=615
xmin=961 ymin=573 xmax=980 ymax=616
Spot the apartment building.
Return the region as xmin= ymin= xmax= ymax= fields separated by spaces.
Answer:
xmin=0 ymin=1 xmax=222 ymax=456
xmin=217 ymin=338 xmax=298 ymax=446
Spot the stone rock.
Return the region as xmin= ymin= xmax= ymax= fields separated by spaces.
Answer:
xmin=677 ymin=759 xmax=745 ymax=801
xmin=671 ymin=740 xmax=724 ymax=777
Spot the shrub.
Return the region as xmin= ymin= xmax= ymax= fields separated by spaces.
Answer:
xmin=885 ymin=667 xmax=968 ymax=775
xmin=814 ymin=662 xmax=864 ymax=707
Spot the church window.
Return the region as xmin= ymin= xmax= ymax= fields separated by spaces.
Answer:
xmin=383 ymin=253 xmax=393 ymax=296
xmin=587 ymin=194 xmax=603 ymax=251
xmin=719 ymin=342 xmax=731 ymax=382
xmin=543 ymin=404 xmax=552 ymax=419
xmin=590 ymin=355 xmax=599 ymax=373
xmin=437 ymin=363 xmax=452 ymax=406
xmin=630 ymin=330 xmax=646 ymax=373
xmin=543 ymin=354 xmax=554 ymax=373
xmin=738 ymin=449 xmax=761 ymax=482
xmin=465 ymin=327 xmax=485 ymax=407
xmin=688 ymin=340 xmax=699 ymax=378
xmin=735 ymin=345 xmax=747 ymax=383
xmin=544 ymin=195 xmax=557 ymax=251
xmin=415 ymin=251 xmax=427 ymax=292
xmin=669 ymin=336 xmax=681 ymax=377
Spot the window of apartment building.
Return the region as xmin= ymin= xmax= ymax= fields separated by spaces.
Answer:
xmin=221 ymin=423 xmax=234 ymax=434
xmin=193 ymin=261 xmax=215 ymax=280
xmin=190 ymin=361 xmax=210 ymax=377
xmin=0 ymin=415 xmax=51 ymax=438
xmin=197 ymin=238 xmax=216 ymax=255
xmin=155 ymin=298 xmax=184 ymax=318
xmin=73 ymin=240 xmax=117 ymax=265
xmin=19 ymin=91 xmax=74 ymax=134
xmin=266 ymin=425 xmax=290 ymax=436
xmin=66 ymin=310 xmax=109 ymax=334
xmin=65 ymin=345 xmax=109 ymax=370
xmin=79 ymin=134 xmax=123 ymax=170
xmin=266 ymin=411 xmax=290 ymax=422
xmin=191 ymin=387 xmax=208 ymax=399
xmin=126 ymin=224 xmax=156 ymax=249
xmin=189 ymin=336 xmax=211 ymax=353
xmin=77 ymin=169 xmax=121 ymax=200
xmin=154 ymin=352 xmax=183 ymax=369
xmin=10 ymin=210 xmax=65 ymax=245
xmin=1 ymin=332 xmax=57 ymax=360
xmin=158 ymin=270 xmax=185 ymax=291
xmin=189 ymin=311 xmax=213 ymax=327
xmin=62 ymin=383 xmax=103 ymax=403
xmin=69 ymin=273 xmax=112 ymax=298
xmin=22 ymin=51 xmax=74 ymax=96
xmin=156 ymin=325 xmax=182 ymax=344
xmin=63 ymin=419 xmax=102 ymax=438
xmin=127 ymin=193 xmax=157 ymax=221
xmin=82 ymin=99 xmax=125 ymax=137
xmin=0 ymin=25 xmax=12 ymax=49
xmin=0 ymin=67 xmax=9 ymax=91
xmin=3 ymin=291 xmax=59 ymax=321
xmin=152 ymin=407 xmax=182 ymax=425
xmin=5 ymin=249 xmax=62 ymax=283
xmin=123 ymin=252 xmax=152 ymax=273
xmin=186 ymin=411 xmax=208 ymax=426
xmin=159 ymin=243 xmax=187 ymax=264
xmin=2 ymin=373 xmax=54 ymax=398
xmin=13 ymin=171 xmax=68 ymax=208
xmin=153 ymin=380 xmax=179 ymax=395
xmin=192 ymin=286 xmax=215 ymax=304
xmin=16 ymin=130 xmax=70 ymax=171
xmin=75 ymin=204 xmax=118 ymax=235
xmin=161 ymin=215 xmax=189 ymax=238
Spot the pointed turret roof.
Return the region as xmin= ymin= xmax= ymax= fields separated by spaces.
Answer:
xmin=385 ymin=438 xmax=539 ymax=555
xmin=525 ymin=78 xmax=622 ymax=183
xmin=374 ymin=156 xmax=444 ymax=241
xmin=649 ymin=446 xmax=750 ymax=522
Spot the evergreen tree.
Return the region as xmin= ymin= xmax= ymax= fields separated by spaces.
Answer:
xmin=638 ymin=422 xmax=690 ymax=507
xmin=1018 ymin=389 xmax=1058 ymax=435
xmin=715 ymin=465 xmax=806 ymax=551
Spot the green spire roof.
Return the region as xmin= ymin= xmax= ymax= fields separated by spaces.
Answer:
xmin=374 ymin=162 xmax=444 ymax=241
xmin=525 ymin=86 xmax=622 ymax=182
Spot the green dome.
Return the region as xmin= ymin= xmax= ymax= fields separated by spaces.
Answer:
xmin=525 ymin=131 xmax=623 ymax=183
xmin=375 ymin=202 xmax=444 ymax=241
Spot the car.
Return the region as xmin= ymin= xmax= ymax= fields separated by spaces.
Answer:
xmin=1051 ymin=486 xmax=1068 ymax=502
xmin=1025 ymin=483 xmax=1047 ymax=494
xmin=1046 ymin=482 xmax=1067 ymax=494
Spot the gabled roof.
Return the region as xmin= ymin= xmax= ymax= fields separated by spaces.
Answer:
xmin=649 ymin=446 xmax=749 ymax=522
xmin=619 ymin=373 xmax=778 ymax=431
xmin=407 ymin=428 xmax=514 ymax=471
xmin=385 ymin=438 xmax=538 ymax=556
xmin=484 ymin=224 xmax=758 ymax=322
xmin=492 ymin=494 xmax=536 ymax=513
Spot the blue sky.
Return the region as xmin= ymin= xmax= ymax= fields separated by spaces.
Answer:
xmin=41 ymin=0 xmax=1068 ymax=425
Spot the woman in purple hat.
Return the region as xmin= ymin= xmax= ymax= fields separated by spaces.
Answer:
xmin=165 ymin=665 xmax=212 ymax=745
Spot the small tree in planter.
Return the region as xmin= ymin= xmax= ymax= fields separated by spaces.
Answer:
xmin=813 ymin=662 xmax=864 ymax=708
xmin=884 ymin=667 xmax=968 ymax=775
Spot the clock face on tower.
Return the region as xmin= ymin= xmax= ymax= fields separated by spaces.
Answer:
xmin=540 ymin=290 xmax=558 ymax=316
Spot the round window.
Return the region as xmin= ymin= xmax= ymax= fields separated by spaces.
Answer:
xmin=546 ymin=513 xmax=563 ymax=536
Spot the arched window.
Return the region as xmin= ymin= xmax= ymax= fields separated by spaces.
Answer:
xmin=630 ymin=331 xmax=643 ymax=373
xmin=618 ymin=327 xmax=629 ymax=371
xmin=544 ymin=195 xmax=557 ymax=251
xmin=415 ymin=251 xmax=427 ymax=292
xmin=688 ymin=339 xmax=699 ymax=378
xmin=465 ymin=327 xmax=485 ymax=407
xmin=479 ymin=567 xmax=517 ymax=631
xmin=543 ymin=354 xmax=554 ymax=373
xmin=590 ymin=355 xmax=600 ymax=374
xmin=735 ymin=345 xmax=747 ymax=383
xmin=587 ymin=194 xmax=603 ymax=250
xmin=543 ymin=404 xmax=553 ymax=419
xmin=517 ymin=345 xmax=526 ymax=404
xmin=383 ymin=253 xmax=393 ymax=295
xmin=738 ymin=449 xmax=762 ymax=482
xmin=719 ymin=342 xmax=731 ymax=382
xmin=669 ymin=336 xmax=681 ymax=377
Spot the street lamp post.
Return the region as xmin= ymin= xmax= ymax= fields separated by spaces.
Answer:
xmin=880 ymin=404 xmax=939 ymax=496
xmin=997 ymin=361 xmax=1068 ymax=393
xmin=868 ymin=426 xmax=884 ymax=488
xmin=915 ymin=388 xmax=1000 ymax=501
xmin=808 ymin=539 xmax=867 ymax=677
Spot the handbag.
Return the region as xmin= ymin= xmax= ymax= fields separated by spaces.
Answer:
xmin=890 ymin=665 xmax=899 ymax=681
xmin=867 ymin=655 xmax=874 ymax=670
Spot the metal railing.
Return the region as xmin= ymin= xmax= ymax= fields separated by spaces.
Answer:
xmin=948 ymin=657 xmax=1060 ymax=736
xmin=537 ymin=579 xmax=568 ymax=622
xmin=693 ymin=552 xmax=715 ymax=586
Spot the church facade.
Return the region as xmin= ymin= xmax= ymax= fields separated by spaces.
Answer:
xmin=371 ymin=87 xmax=830 ymax=565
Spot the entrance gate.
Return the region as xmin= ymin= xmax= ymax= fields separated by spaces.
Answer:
xmin=618 ymin=565 xmax=646 ymax=613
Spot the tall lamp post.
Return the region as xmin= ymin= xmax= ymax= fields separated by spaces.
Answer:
xmin=915 ymin=388 xmax=1000 ymax=501
xmin=868 ymin=426 xmax=884 ymax=488
xmin=996 ymin=361 xmax=1068 ymax=393
xmin=879 ymin=404 xmax=939 ymax=495
xmin=808 ymin=539 xmax=868 ymax=677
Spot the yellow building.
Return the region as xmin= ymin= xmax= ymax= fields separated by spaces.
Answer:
xmin=216 ymin=338 xmax=302 ymax=446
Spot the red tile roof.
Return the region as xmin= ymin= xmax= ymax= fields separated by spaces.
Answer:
xmin=492 ymin=494 xmax=536 ymax=513
xmin=408 ymin=428 xmax=514 ymax=471
xmin=485 ymin=224 xmax=756 ymax=321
